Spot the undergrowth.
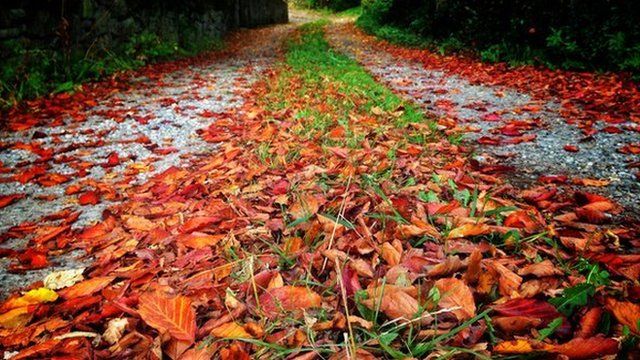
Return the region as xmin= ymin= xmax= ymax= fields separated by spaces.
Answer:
xmin=0 ymin=31 xmax=223 ymax=109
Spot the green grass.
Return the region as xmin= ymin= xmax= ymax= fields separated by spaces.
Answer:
xmin=278 ymin=21 xmax=430 ymax=131
xmin=253 ymin=22 xmax=491 ymax=358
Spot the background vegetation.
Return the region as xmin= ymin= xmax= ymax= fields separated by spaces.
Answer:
xmin=357 ymin=0 xmax=640 ymax=76
xmin=0 ymin=0 xmax=287 ymax=109
xmin=302 ymin=0 xmax=639 ymax=77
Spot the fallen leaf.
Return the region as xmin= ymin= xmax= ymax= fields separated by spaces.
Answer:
xmin=138 ymin=291 xmax=196 ymax=342
xmin=434 ymin=278 xmax=476 ymax=321
xmin=44 ymin=268 xmax=85 ymax=290
xmin=447 ymin=223 xmax=491 ymax=239
xmin=1 ymin=288 xmax=58 ymax=311
xmin=103 ymin=317 xmax=128 ymax=345
xmin=58 ymin=276 xmax=114 ymax=299
xmin=210 ymin=322 xmax=252 ymax=339
xmin=259 ymin=286 xmax=322 ymax=318
xmin=605 ymin=297 xmax=640 ymax=335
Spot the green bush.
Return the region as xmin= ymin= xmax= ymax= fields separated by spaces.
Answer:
xmin=357 ymin=0 xmax=640 ymax=76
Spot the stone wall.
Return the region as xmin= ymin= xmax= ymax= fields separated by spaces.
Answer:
xmin=231 ymin=0 xmax=289 ymax=28
xmin=0 ymin=0 xmax=289 ymax=46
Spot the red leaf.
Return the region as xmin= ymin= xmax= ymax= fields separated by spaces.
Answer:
xmin=78 ymin=191 xmax=100 ymax=206
xmin=0 ymin=194 xmax=25 ymax=209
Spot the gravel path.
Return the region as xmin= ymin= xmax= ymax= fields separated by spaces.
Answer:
xmin=327 ymin=23 xmax=640 ymax=216
xmin=0 ymin=23 xmax=295 ymax=297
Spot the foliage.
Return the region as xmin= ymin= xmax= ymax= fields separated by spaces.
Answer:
xmin=357 ymin=0 xmax=640 ymax=75
xmin=0 ymin=28 xmax=222 ymax=109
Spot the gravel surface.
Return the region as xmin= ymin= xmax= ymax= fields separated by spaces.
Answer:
xmin=327 ymin=24 xmax=640 ymax=215
xmin=0 ymin=23 xmax=295 ymax=298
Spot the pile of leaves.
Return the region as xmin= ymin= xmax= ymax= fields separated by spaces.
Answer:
xmin=1 ymin=22 xmax=639 ymax=359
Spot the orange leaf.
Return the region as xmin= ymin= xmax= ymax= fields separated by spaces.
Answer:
xmin=434 ymin=278 xmax=476 ymax=321
xmin=122 ymin=215 xmax=155 ymax=231
xmin=447 ymin=223 xmax=491 ymax=239
xmin=58 ymin=276 xmax=114 ymax=299
xmin=289 ymin=194 xmax=319 ymax=220
xmin=78 ymin=216 xmax=116 ymax=239
xmin=259 ymin=286 xmax=322 ymax=318
xmin=219 ymin=343 xmax=250 ymax=360
xmin=210 ymin=322 xmax=252 ymax=339
xmin=494 ymin=337 xmax=618 ymax=359
xmin=605 ymin=297 xmax=640 ymax=335
xmin=138 ymin=292 xmax=196 ymax=342
xmin=179 ymin=344 xmax=216 ymax=360
xmin=0 ymin=194 xmax=24 ymax=209
xmin=494 ymin=339 xmax=540 ymax=354
xmin=551 ymin=336 xmax=619 ymax=359
xmin=78 ymin=191 xmax=100 ymax=205
xmin=177 ymin=233 xmax=224 ymax=249
xmin=576 ymin=307 xmax=602 ymax=338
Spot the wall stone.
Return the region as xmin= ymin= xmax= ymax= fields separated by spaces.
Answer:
xmin=0 ymin=0 xmax=289 ymax=45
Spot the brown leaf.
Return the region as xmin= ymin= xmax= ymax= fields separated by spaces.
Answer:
xmin=486 ymin=260 xmax=522 ymax=297
xmin=427 ymin=256 xmax=464 ymax=278
xmin=551 ymin=337 xmax=619 ymax=359
xmin=493 ymin=316 xmax=542 ymax=332
xmin=380 ymin=242 xmax=401 ymax=266
xmin=434 ymin=278 xmax=476 ymax=321
xmin=494 ymin=337 xmax=618 ymax=359
xmin=363 ymin=285 xmax=421 ymax=321
xmin=576 ymin=307 xmax=603 ymax=339
xmin=289 ymin=194 xmax=320 ymax=219
xmin=138 ymin=291 xmax=196 ymax=343
xmin=464 ymin=249 xmax=482 ymax=285
xmin=517 ymin=260 xmax=563 ymax=277
xmin=447 ymin=223 xmax=491 ymax=239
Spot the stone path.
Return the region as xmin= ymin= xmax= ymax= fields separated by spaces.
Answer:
xmin=327 ymin=23 xmax=640 ymax=216
xmin=0 ymin=23 xmax=294 ymax=297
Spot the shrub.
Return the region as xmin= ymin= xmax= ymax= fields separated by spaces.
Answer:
xmin=357 ymin=0 xmax=640 ymax=76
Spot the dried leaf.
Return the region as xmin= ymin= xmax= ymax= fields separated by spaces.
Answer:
xmin=1 ymin=288 xmax=58 ymax=311
xmin=58 ymin=276 xmax=114 ymax=299
xmin=363 ymin=285 xmax=421 ymax=321
xmin=258 ymin=286 xmax=322 ymax=318
xmin=210 ymin=322 xmax=252 ymax=339
xmin=44 ymin=268 xmax=85 ymax=290
xmin=605 ymin=297 xmax=640 ymax=335
xmin=434 ymin=278 xmax=476 ymax=321
xmin=447 ymin=223 xmax=491 ymax=239
xmin=103 ymin=317 xmax=128 ymax=345
xmin=138 ymin=292 xmax=196 ymax=342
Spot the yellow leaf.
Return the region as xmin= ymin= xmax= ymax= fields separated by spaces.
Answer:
xmin=2 ymin=288 xmax=58 ymax=311
xmin=210 ymin=322 xmax=252 ymax=339
xmin=494 ymin=339 xmax=539 ymax=354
